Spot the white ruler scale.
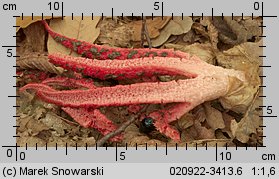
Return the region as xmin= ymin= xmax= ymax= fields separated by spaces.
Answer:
xmin=0 ymin=0 xmax=278 ymax=178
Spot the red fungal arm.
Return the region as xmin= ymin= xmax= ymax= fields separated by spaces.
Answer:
xmin=48 ymin=53 xmax=196 ymax=80
xmin=42 ymin=20 xmax=188 ymax=60
xmin=42 ymin=77 xmax=96 ymax=89
xmin=19 ymin=83 xmax=56 ymax=93
xmin=48 ymin=53 xmax=245 ymax=81
xmin=36 ymin=76 xmax=229 ymax=108
xmin=148 ymin=103 xmax=192 ymax=141
xmin=153 ymin=120 xmax=181 ymax=141
xmin=20 ymin=77 xmax=121 ymax=141
xmin=149 ymin=103 xmax=191 ymax=123
xmin=62 ymin=107 xmax=122 ymax=141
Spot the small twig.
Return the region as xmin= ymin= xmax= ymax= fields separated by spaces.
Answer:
xmin=144 ymin=22 xmax=152 ymax=49
xmin=141 ymin=17 xmax=146 ymax=48
xmin=141 ymin=16 xmax=152 ymax=49
xmin=97 ymin=105 xmax=148 ymax=147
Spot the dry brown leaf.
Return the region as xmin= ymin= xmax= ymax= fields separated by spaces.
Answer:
xmin=97 ymin=18 xmax=131 ymax=47
xmin=177 ymin=113 xmax=194 ymax=130
xmin=221 ymin=113 xmax=237 ymax=138
xmin=48 ymin=16 xmax=101 ymax=55
xmin=182 ymin=122 xmax=215 ymax=142
xmin=17 ymin=136 xmax=46 ymax=147
xmin=97 ymin=17 xmax=171 ymax=48
xmin=131 ymin=17 xmax=171 ymax=41
xmin=22 ymin=21 xmax=46 ymax=52
xmin=41 ymin=112 xmax=76 ymax=136
xmin=18 ymin=116 xmax=49 ymax=136
xmin=16 ymin=16 xmax=55 ymax=32
xmin=230 ymin=87 xmax=262 ymax=143
xmin=217 ymin=40 xmax=262 ymax=113
xmin=165 ymin=43 xmax=215 ymax=64
xmin=124 ymin=124 xmax=230 ymax=147
xmin=152 ymin=16 xmax=193 ymax=47
xmin=231 ymin=110 xmax=260 ymax=143
xmin=196 ymin=17 xmax=219 ymax=50
xmin=241 ymin=17 xmax=262 ymax=42
xmin=16 ymin=52 xmax=64 ymax=74
xmin=203 ymin=102 xmax=225 ymax=130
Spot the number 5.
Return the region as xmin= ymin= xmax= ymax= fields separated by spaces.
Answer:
xmin=154 ymin=2 xmax=160 ymax=10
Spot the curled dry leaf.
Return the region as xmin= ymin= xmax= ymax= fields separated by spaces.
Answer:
xmin=130 ymin=16 xmax=171 ymax=41
xmin=230 ymin=87 xmax=262 ymax=143
xmin=221 ymin=112 xmax=237 ymax=138
xmin=212 ymin=16 xmax=262 ymax=47
xmin=241 ymin=17 xmax=262 ymax=42
xmin=231 ymin=105 xmax=261 ymax=143
xmin=16 ymin=16 xmax=55 ymax=32
xmin=22 ymin=21 xmax=46 ymax=53
xmin=16 ymin=52 xmax=64 ymax=74
xmin=217 ymin=40 xmax=262 ymax=113
xmin=195 ymin=17 xmax=219 ymax=50
xmin=151 ymin=16 xmax=193 ymax=47
xmin=41 ymin=112 xmax=77 ymax=136
xmin=181 ymin=121 xmax=215 ymax=142
xmin=177 ymin=113 xmax=194 ymax=130
xmin=48 ymin=16 xmax=101 ymax=55
xmin=212 ymin=17 xmax=247 ymax=46
xmin=203 ymin=102 xmax=225 ymax=130
xmin=17 ymin=21 xmax=46 ymax=55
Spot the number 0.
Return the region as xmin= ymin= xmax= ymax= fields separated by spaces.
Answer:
xmin=254 ymin=2 xmax=260 ymax=10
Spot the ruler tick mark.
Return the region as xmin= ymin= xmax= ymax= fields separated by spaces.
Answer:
xmin=112 ymin=8 xmax=113 ymax=19
xmin=115 ymin=143 xmax=118 ymax=161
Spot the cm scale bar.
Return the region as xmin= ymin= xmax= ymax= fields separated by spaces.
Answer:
xmin=1 ymin=0 xmax=279 ymax=178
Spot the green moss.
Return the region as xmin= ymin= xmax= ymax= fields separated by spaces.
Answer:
xmin=127 ymin=50 xmax=138 ymax=59
xmin=90 ymin=47 xmax=100 ymax=57
xmin=99 ymin=48 xmax=109 ymax=53
xmin=160 ymin=52 xmax=168 ymax=57
xmin=54 ymin=36 xmax=66 ymax=42
xmin=108 ymin=51 xmax=121 ymax=60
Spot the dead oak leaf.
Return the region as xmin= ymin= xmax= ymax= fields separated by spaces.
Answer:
xmin=152 ymin=16 xmax=193 ymax=47
xmin=16 ymin=52 xmax=64 ymax=74
xmin=217 ymin=40 xmax=262 ymax=113
xmin=16 ymin=16 xmax=55 ymax=32
xmin=130 ymin=17 xmax=171 ymax=41
xmin=203 ymin=102 xmax=225 ymax=130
